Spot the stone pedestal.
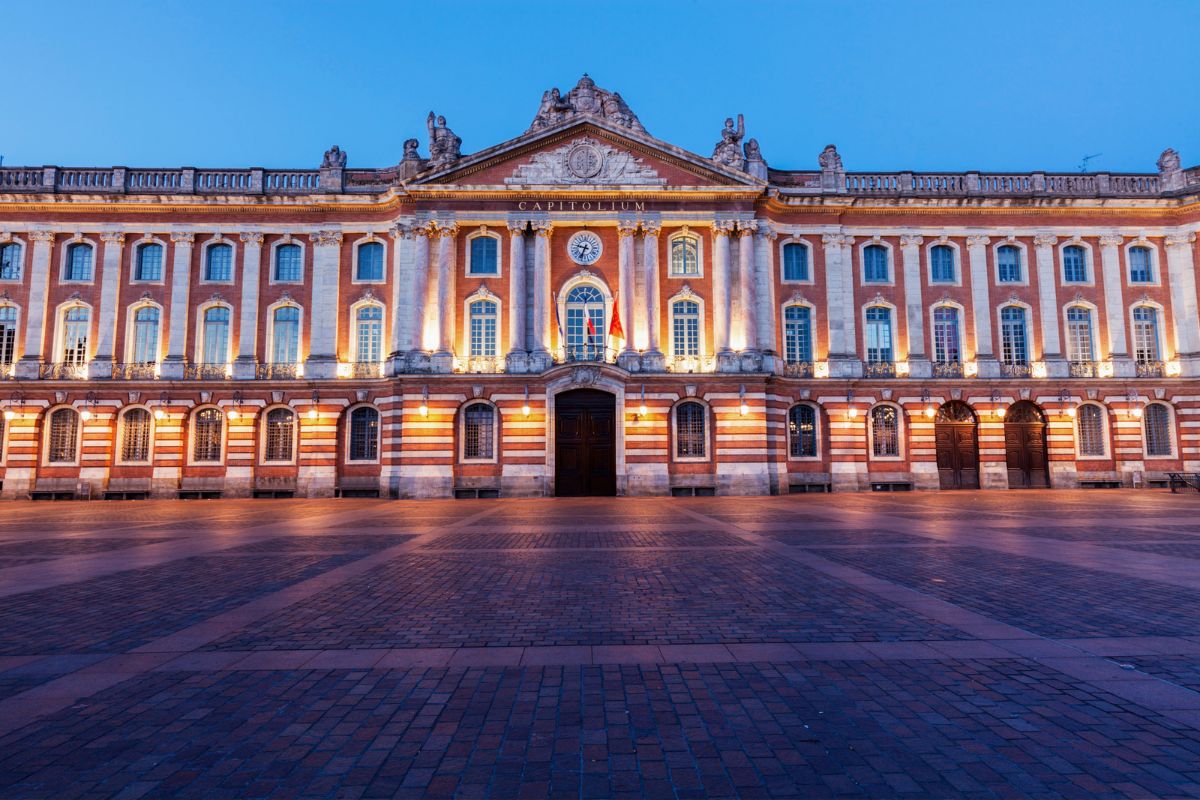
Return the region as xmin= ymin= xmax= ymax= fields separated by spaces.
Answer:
xmin=232 ymin=357 xmax=257 ymax=380
xmin=716 ymin=351 xmax=740 ymax=372
xmin=87 ymin=358 xmax=113 ymax=380
xmin=505 ymin=352 xmax=531 ymax=374
xmin=616 ymin=351 xmax=642 ymax=372
xmin=159 ymin=358 xmax=185 ymax=380
xmin=640 ymin=350 xmax=665 ymax=373
xmin=303 ymin=356 xmax=338 ymax=380
xmin=430 ymin=352 xmax=454 ymax=373
xmin=907 ymin=357 xmax=932 ymax=379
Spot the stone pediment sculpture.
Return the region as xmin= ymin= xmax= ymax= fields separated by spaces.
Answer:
xmin=427 ymin=112 xmax=462 ymax=167
xmin=527 ymin=74 xmax=647 ymax=135
xmin=506 ymin=137 xmax=666 ymax=185
xmin=712 ymin=114 xmax=745 ymax=168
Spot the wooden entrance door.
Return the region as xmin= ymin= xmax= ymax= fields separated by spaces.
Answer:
xmin=934 ymin=401 xmax=979 ymax=489
xmin=1004 ymin=401 xmax=1049 ymax=488
xmin=554 ymin=389 xmax=616 ymax=496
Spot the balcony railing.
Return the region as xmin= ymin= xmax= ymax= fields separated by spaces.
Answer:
xmin=256 ymin=362 xmax=301 ymax=380
xmin=456 ymin=356 xmax=504 ymax=374
xmin=345 ymin=361 xmax=384 ymax=378
xmin=184 ymin=362 xmax=230 ymax=380
xmin=781 ymin=360 xmax=814 ymax=378
xmin=112 ymin=362 xmax=158 ymax=380
xmin=863 ymin=361 xmax=896 ymax=378
xmin=0 ymin=361 xmax=14 ymax=380
xmin=1136 ymin=360 xmax=1165 ymax=378
xmin=1069 ymin=360 xmax=1098 ymax=378
xmin=1000 ymin=362 xmax=1032 ymax=378
xmin=557 ymin=345 xmax=615 ymax=364
xmin=39 ymin=362 xmax=88 ymax=380
xmin=931 ymin=361 xmax=964 ymax=378
xmin=666 ymin=354 xmax=715 ymax=373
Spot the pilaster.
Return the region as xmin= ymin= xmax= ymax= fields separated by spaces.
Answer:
xmin=159 ymin=232 xmax=194 ymax=380
xmin=1098 ymin=233 xmax=1130 ymax=373
xmin=1165 ymin=233 xmax=1200 ymax=374
xmin=965 ymin=235 xmax=995 ymax=371
xmin=899 ymin=234 xmax=927 ymax=374
xmin=712 ymin=220 xmax=735 ymax=370
xmin=15 ymin=230 xmax=56 ymax=378
xmin=232 ymin=231 xmax=264 ymax=379
xmin=505 ymin=219 xmax=529 ymax=372
xmin=305 ymin=229 xmax=342 ymax=379
xmin=431 ymin=223 xmax=458 ymax=373
xmin=530 ymin=221 xmax=553 ymax=365
xmin=88 ymin=232 xmax=125 ymax=379
xmin=386 ymin=223 xmax=412 ymax=374
xmin=736 ymin=221 xmax=758 ymax=354
xmin=1033 ymin=234 xmax=1063 ymax=364
xmin=753 ymin=223 xmax=778 ymax=370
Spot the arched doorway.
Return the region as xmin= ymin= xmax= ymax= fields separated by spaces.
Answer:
xmin=934 ymin=401 xmax=979 ymax=489
xmin=1005 ymin=401 xmax=1049 ymax=488
xmin=555 ymin=389 xmax=616 ymax=496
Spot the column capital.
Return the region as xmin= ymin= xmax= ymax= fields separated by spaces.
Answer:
xmin=506 ymin=220 xmax=528 ymax=235
xmin=531 ymin=220 xmax=553 ymax=237
xmin=434 ymin=223 xmax=459 ymax=239
xmin=170 ymin=231 xmax=195 ymax=245
xmin=753 ymin=222 xmax=777 ymax=240
xmin=712 ymin=220 xmax=737 ymax=236
xmin=27 ymin=230 xmax=56 ymax=243
xmin=1165 ymin=232 xmax=1197 ymax=248
xmin=736 ymin=219 xmax=758 ymax=236
xmin=899 ymin=234 xmax=924 ymax=248
xmin=239 ymin=231 xmax=265 ymax=246
xmin=309 ymin=230 xmax=343 ymax=246
xmin=617 ymin=222 xmax=639 ymax=238
xmin=965 ymin=235 xmax=991 ymax=248
xmin=640 ymin=221 xmax=662 ymax=237
xmin=1098 ymin=233 xmax=1124 ymax=247
xmin=1033 ymin=234 xmax=1058 ymax=248
xmin=821 ymin=233 xmax=843 ymax=247
xmin=99 ymin=232 xmax=125 ymax=245
xmin=389 ymin=223 xmax=411 ymax=240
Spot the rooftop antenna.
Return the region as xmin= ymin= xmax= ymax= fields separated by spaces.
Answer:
xmin=1078 ymin=152 xmax=1102 ymax=172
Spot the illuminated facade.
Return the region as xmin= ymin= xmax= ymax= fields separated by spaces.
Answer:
xmin=0 ymin=75 xmax=1198 ymax=498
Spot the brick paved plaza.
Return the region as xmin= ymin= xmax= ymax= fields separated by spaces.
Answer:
xmin=1 ymin=493 xmax=1200 ymax=798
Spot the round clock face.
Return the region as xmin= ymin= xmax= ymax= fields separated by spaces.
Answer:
xmin=568 ymin=231 xmax=603 ymax=265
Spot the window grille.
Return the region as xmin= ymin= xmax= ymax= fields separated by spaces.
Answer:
xmin=788 ymin=404 xmax=817 ymax=458
xmin=348 ymin=406 xmax=379 ymax=461
xmin=463 ymin=403 xmax=495 ymax=460
xmin=1076 ymin=404 xmax=1105 ymax=457
xmin=871 ymin=405 xmax=899 ymax=458
xmin=264 ymin=408 xmax=295 ymax=462
xmin=192 ymin=408 xmax=223 ymax=462
xmin=675 ymin=401 xmax=706 ymax=458
xmin=1144 ymin=403 xmax=1172 ymax=457
xmin=120 ymin=408 xmax=152 ymax=462
xmin=48 ymin=408 xmax=79 ymax=463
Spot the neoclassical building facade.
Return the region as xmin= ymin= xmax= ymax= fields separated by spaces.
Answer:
xmin=0 ymin=75 xmax=1198 ymax=499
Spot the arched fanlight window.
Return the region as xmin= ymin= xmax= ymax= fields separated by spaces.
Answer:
xmin=119 ymin=407 xmax=152 ymax=463
xmin=347 ymin=406 xmax=380 ymax=462
xmin=670 ymin=235 xmax=699 ymax=276
xmin=674 ymin=401 xmax=706 ymax=459
xmin=788 ymin=404 xmax=818 ymax=458
xmin=264 ymin=407 xmax=296 ymax=462
xmin=462 ymin=402 xmax=496 ymax=460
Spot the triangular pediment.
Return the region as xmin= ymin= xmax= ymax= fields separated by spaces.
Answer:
xmin=408 ymin=117 xmax=764 ymax=190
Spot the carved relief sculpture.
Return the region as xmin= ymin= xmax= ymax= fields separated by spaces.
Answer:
xmin=527 ymin=74 xmax=647 ymax=134
xmin=506 ymin=137 xmax=665 ymax=185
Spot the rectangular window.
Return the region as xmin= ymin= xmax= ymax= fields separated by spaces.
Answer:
xmin=1000 ymin=308 xmax=1028 ymax=365
xmin=0 ymin=244 xmax=22 ymax=281
xmin=0 ymin=308 xmax=16 ymax=366
xmin=997 ymin=246 xmax=1022 ymax=283
xmin=930 ymin=245 xmax=955 ymax=283
xmin=865 ymin=308 xmax=892 ymax=364
xmin=1066 ymin=308 xmax=1094 ymax=363
xmin=782 ymin=243 xmax=809 ymax=281
xmin=672 ymin=301 xmax=700 ymax=356
xmin=469 ymin=300 xmax=497 ymax=357
xmin=469 ymin=237 xmax=498 ymax=275
xmin=1133 ymin=308 xmax=1160 ymax=363
xmin=135 ymin=244 xmax=163 ymax=281
xmin=1128 ymin=247 xmax=1153 ymax=283
xmin=783 ymin=306 xmax=812 ymax=364
xmin=1062 ymin=246 xmax=1087 ymax=283
xmin=932 ymin=307 xmax=960 ymax=363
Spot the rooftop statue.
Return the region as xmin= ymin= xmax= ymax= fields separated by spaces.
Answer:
xmin=321 ymin=145 xmax=347 ymax=169
xmin=712 ymin=114 xmax=745 ymax=168
xmin=527 ymin=74 xmax=647 ymax=134
xmin=818 ymin=144 xmax=843 ymax=172
xmin=427 ymin=112 xmax=462 ymax=167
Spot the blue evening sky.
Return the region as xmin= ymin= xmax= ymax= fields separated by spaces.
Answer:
xmin=3 ymin=0 xmax=1197 ymax=173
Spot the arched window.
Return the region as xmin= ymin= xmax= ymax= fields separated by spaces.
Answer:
xmin=870 ymin=405 xmax=900 ymax=458
xmin=264 ymin=407 xmax=295 ymax=462
xmin=670 ymin=235 xmax=699 ymax=276
xmin=930 ymin=245 xmax=955 ymax=283
xmin=863 ymin=244 xmax=889 ymax=283
xmin=932 ymin=307 xmax=961 ymax=364
xmin=0 ymin=242 xmax=20 ymax=281
xmin=564 ymin=285 xmax=605 ymax=360
xmin=672 ymin=299 xmax=700 ymax=357
xmin=462 ymin=402 xmax=496 ymax=461
xmin=347 ymin=406 xmax=380 ymax=462
xmin=65 ymin=242 xmax=94 ymax=281
xmin=1076 ymin=404 xmax=1106 ymax=457
xmin=864 ymin=306 xmax=893 ymax=364
xmin=271 ymin=306 xmax=301 ymax=365
xmin=135 ymin=242 xmax=163 ymax=281
xmin=782 ymin=243 xmax=809 ymax=281
xmin=131 ymin=306 xmax=160 ymax=365
xmin=1063 ymin=245 xmax=1087 ymax=283
xmin=1065 ymin=307 xmax=1095 ymax=363
xmin=1144 ymin=403 xmax=1172 ymax=457
xmin=468 ymin=236 xmax=498 ymax=276
xmin=1000 ymin=306 xmax=1028 ymax=366
xmin=274 ymin=243 xmax=302 ymax=282
xmin=47 ymin=407 xmax=79 ymax=463
xmin=356 ymin=241 xmax=384 ymax=281
xmin=468 ymin=299 xmax=497 ymax=357
xmin=997 ymin=245 xmax=1021 ymax=283
xmin=201 ymin=306 xmax=230 ymax=366
xmin=783 ymin=305 xmax=812 ymax=364
xmin=204 ymin=243 xmax=233 ymax=282
xmin=788 ymin=404 xmax=818 ymax=458
xmin=192 ymin=408 xmax=223 ymax=463
xmin=674 ymin=401 xmax=706 ymax=459
xmin=354 ymin=304 xmax=384 ymax=364
xmin=1128 ymin=246 xmax=1154 ymax=283
xmin=61 ymin=306 xmax=90 ymax=366
xmin=119 ymin=407 xmax=152 ymax=463
xmin=0 ymin=306 xmax=17 ymax=367
xmin=1132 ymin=306 xmax=1160 ymax=363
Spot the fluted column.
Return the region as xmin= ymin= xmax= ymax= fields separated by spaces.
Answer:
xmin=821 ymin=234 xmax=857 ymax=375
xmin=387 ymin=224 xmax=411 ymax=363
xmin=1033 ymin=234 xmax=1063 ymax=370
xmin=1098 ymin=233 xmax=1128 ymax=362
xmin=1165 ymin=233 xmax=1200 ymax=373
xmin=159 ymin=232 xmax=194 ymax=380
xmin=88 ymin=232 xmax=125 ymax=378
xmin=753 ymin=223 xmax=777 ymax=365
xmin=641 ymin=222 xmax=663 ymax=370
xmin=898 ymin=235 xmax=926 ymax=374
xmin=15 ymin=230 xmax=56 ymax=378
xmin=431 ymin=224 xmax=458 ymax=372
xmin=530 ymin=221 xmax=553 ymax=366
xmin=965 ymin=235 xmax=995 ymax=375
xmin=305 ymin=229 xmax=342 ymax=379
xmin=409 ymin=223 xmax=433 ymax=354
xmin=736 ymin=222 xmax=757 ymax=353
xmin=712 ymin=221 xmax=735 ymax=369
xmin=232 ymin=231 xmax=264 ymax=379
xmin=616 ymin=222 xmax=638 ymax=367
xmin=505 ymin=220 xmax=528 ymax=371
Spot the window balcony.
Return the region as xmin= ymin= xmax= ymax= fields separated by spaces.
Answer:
xmin=1000 ymin=362 xmax=1032 ymax=378
xmin=456 ymin=356 xmax=504 ymax=374
xmin=1136 ymin=360 xmax=1165 ymax=378
xmin=112 ymin=362 xmax=159 ymax=380
xmin=40 ymin=362 xmax=88 ymax=380
xmin=781 ymin=360 xmax=814 ymax=378
xmin=184 ymin=362 xmax=231 ymax=380
xmin=863 ymin=361 xmax=896 ymax=378
xmin=0 ymin=361 xmax=15 ymax=380
xmin=340 ymin=361 xmax=384 ymax=378
xmin=1068 ymin=360 xmax=1097 ymax=378
xmin=665 ymin=354 xmax=715 ymax=373
xmin=931 ymin=361 xmax=964 ymax=378
xmin=558 ymin=345 xmax=615 ymax=364
xmin=256 ymin=362 xmax=302 ymax=380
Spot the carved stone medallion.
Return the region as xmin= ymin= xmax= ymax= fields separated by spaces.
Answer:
xmin=566 ymin=144 xmax=604 ymax=179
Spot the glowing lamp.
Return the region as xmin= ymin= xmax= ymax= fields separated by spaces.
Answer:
xmin=1131 ymin=406 xmax=1144 ymax=419
xmin=154 ymin=409 xmax=165 ymax=420
xmin=522 ymin=403 xmax=531 ymax=417
xmin=307 ymin=408 xmax=318 ymax=420
xmin=80 ymin=409 xmax=92 ymax=421
xmin=847 ymin=407 xmax=859 ymax=419
xmin=1098 ymin=361 xmax=1115 ymax=378
xmin=814 ymin=362 xmax=830 ymax=379
xmin=963 ymin=361 xmax=979 ymax=377
xmin=228 ymin=409 xmax=239 ymax=421
xmin=639 ymin=403 xmax=648 ymax=417
xmin=1166 ymin=361 xmax=1182 ymax=377
xmin=1031 ymin=362 xmax=1048 ymax=379
xmin=740 ymin=402 xmax=749 ymax=416
xmin=924 ymin=405 xmax=936 ymax=419
xmin=1067 ymin=406 xmax=1077 ymax=418
xmin=995 ymin=406 xmax=1006 ymax=419
xmin=419 ymin=403 xmax=429 ymax=418
xmin=895 ymin=361 xmax=910 ymax=376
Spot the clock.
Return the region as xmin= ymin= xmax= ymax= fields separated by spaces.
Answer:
xmin=567 ymin=231 xmax=603 ymax=265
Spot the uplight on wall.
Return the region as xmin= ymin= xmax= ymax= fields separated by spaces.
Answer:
xmin=963 ymin=361 xmax=979 ymax=377
xmin=1166 ymin=360 xmax=1182 ymax=377
xmin=3 ymin=409 xmax=15 ymax=421
xmin=995 ymin=406 xmax=1007 ymax=419
xmin=895 ymin=361 xmax=910 ymax=376
xmin=154 ymin=409 xmax=166 ymax=420
xmin=522 ymin=386 xmax=531 ymax=418
xmin=1131 ymin=405 xmax=1144 ymax=419
xmin=419 ymin=386 xmax=429 ymax=418
xmin=739 ymin=385 xmax=749 ymax=417
xmin=1031 ymin=362 xmax=1048 ymax=379
xmin=1097 ymin=361 xmax=1115 ymax=378
xmin=80 ymin=408 xmax=92 ymax=421
xmin=336 ymin=362 xmax=352 ymax=379
xmin=924 ymin=405 xmax=936 ymax=418
xmin=1066 ymin=406 xmax=1077 ymax=419
xmin=814 ymin=361 xmax=830 ymax=378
